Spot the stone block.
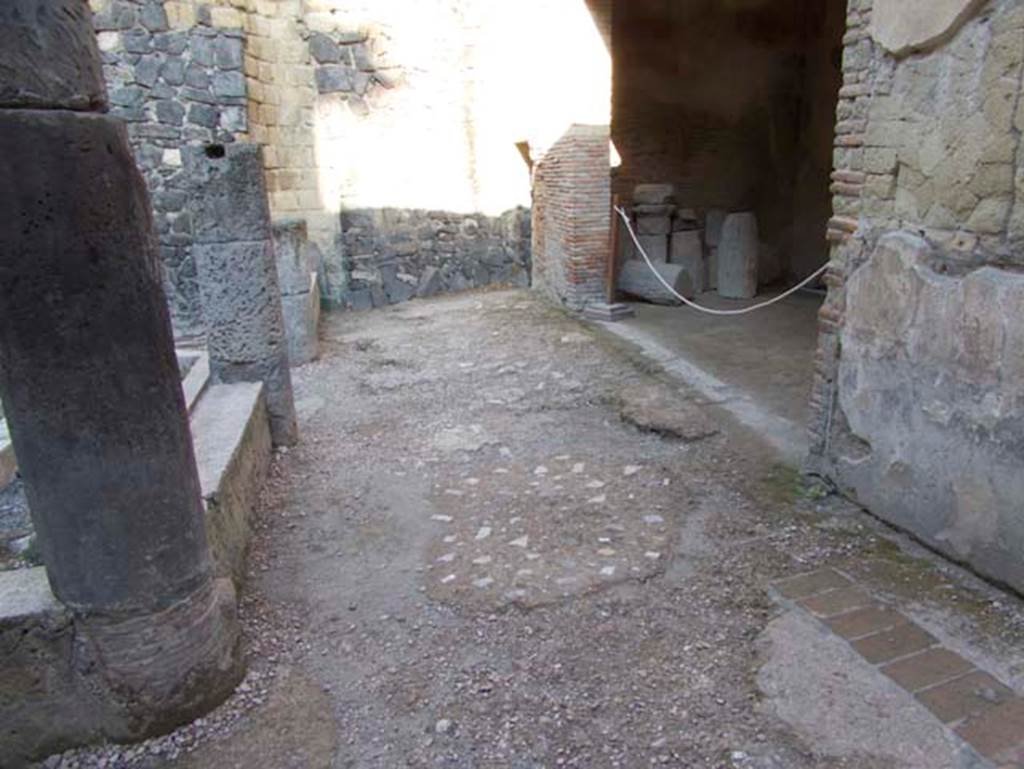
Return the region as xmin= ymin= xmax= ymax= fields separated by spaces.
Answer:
xmin=669 ymin=229 xmax=705 ymax=293
xmin=209 ymin=7 xmax=244 ymax=29
xmin=185 ymin=63 xmax=211 ymax=89
xmin=212 ymin=71 xmax=246 ymax=98
xmin=210 ymin=354 xmax=296 ymax=447
xmin=214 ymin=37 xmax=244 ymax=71
xmin=135 ymin=56 xmax=162 ymax=88
xmin=870 ymin=0 xmax=986 ymax=57
xmin=633 ymin=184 xmax=676 ymax=205
xmin=354 ymin=43 xmax=375 ymax=72
xmin=280 ymin=284 xmax=320 ymax=366
xmin=194 ymin=240 xmax=285 ymax=363
xmin=345 ymin=288 xmax=374 ymax=310
xmin=637 ymin=234 xmax=669 ymax=263
xmin=187 ymin=102 xmax=219 ymax=128
xmin=155 ymin=30 xmax=189 ymax=55
xmin=186 ymin=144 xmax=273 ymax=243
xmin=675 ymin=208 xmax=700 ymax=230
xmin=155 ymin=99 xmax=185 ymax=126
xmin=220 ymin=106 xmax=247 ymax=133
xmin=799 ymin=587 xmax=873 ymax=618
xmin=272 ymin=220 xmax=316 ymax=296
xmin=635 ymin=206 xmax=674 ymax=236
xmin=122 ymin=30 xmax=154 ymax=54
xmin=918 ymin=671 xmax=1015 ymax=724
xmin=825 ymin=606 xmax=907 ymax=640
xmin=160 ymin=58 xmax=186 ymax=86
xmin=315 ymin=65 xmax=354 ymax=94
xmin=717 ymin=212 xmax=758 ymax=299
xmin=309 ymin=32 xmax=340 ymax=64
xmin=109 ymin=85 xmax=145 ymax=108
xmin=418 ymin=266 xmax=443 ymax=297
xmin=956 ymin=697 xmax=1024 ymax=764
xmin=0 ymin=0 xmax=108 ymax=110
xmin=705 ymin=209 xmax=727 ymax=247
xmin=880 ymin=648 xmax=974 ymax=693
xmin=139 ymin=1 xmax=169 ymax=32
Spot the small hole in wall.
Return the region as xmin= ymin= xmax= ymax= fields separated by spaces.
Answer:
xmin=205 ymin=144 xmax=226 ymax=159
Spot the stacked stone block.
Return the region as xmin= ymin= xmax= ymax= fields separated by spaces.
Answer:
xmin=187 ymin=143 xmax=298 ymax=446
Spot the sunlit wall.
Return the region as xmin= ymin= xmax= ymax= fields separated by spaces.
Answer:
xmin=308 ymin=0 xmax=611 ymax=216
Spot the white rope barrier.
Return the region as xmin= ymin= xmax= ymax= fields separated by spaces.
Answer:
xmin=615 ymin=206 xmax=830 ymax=317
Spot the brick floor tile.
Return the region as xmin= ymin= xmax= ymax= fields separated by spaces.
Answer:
xmin=956 ymin=698 xmax=1024 ymax=764
xmin=800 ymin=587 xmax=873 ymax=618
xmin=825 ymin=605 xmax=906 ymax=640
xmin=881 ymin=648 xmax=974 ymax=692
xmin=774 ymin=569 xmax=852 ymax=599
xmin=852 ymin=622 xmax=936 ymax=664
xmin=917 ymin=671 xmax=1014 ymax=724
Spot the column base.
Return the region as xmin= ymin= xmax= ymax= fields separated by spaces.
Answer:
xmin=0 ymin=576 xmax=243 ymax=765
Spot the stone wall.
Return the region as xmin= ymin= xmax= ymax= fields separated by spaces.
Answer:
xmin=338 ymin=208 xmax=530 ymax=310
xmin=808 ymin=0 xmax=1024 ymax=593
xmin=87 ymin=0 xmax=611 ymax=325
xmin=531 ymin=125 xmax=612 ymax=310
xmin=93 ymin=0 xmax=250 ymax=338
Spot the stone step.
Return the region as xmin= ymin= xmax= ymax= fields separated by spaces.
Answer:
xmin=190 ymin=382 xmax=272 ymax=583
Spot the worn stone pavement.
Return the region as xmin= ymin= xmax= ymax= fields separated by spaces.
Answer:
xmin=52 ymin=289 xmax=1024 ymax=769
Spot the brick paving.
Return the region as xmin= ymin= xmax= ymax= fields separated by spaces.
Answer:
xmin=773 ymin=569 xmax=1024 ymax=767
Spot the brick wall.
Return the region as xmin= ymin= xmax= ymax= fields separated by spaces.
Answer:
xmin=532 ymin=125 xmax=611 ymax=310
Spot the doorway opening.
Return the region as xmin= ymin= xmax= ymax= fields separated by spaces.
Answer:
xmin=608 ymin=0 xmax=847 ymax=443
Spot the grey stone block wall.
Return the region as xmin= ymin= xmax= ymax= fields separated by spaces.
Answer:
xmin=337 ymin=208 xmax=531 ymax=310
xmin=94 ymin=2 xmax=249 ymax=339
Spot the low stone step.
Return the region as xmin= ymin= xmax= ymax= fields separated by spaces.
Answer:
xmin=190 ymin=382 xmax=272 ymax=583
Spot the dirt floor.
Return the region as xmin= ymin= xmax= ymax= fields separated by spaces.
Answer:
xmin=50 ymin=289 xmax=1024 ymax=769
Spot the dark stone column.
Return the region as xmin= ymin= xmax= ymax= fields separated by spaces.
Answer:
xmin=0 ymin=0 xmax=241 ymax=749
xmin=187 ymin=144 xmax=299 ymax=446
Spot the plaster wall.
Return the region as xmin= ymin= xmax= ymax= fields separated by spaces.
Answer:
xmin=810 ymin=0 xmax=1024 ymax=592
